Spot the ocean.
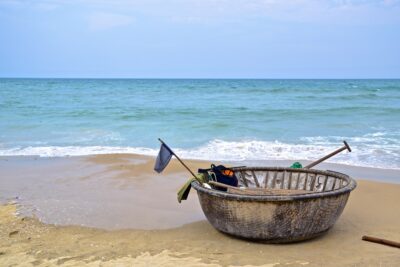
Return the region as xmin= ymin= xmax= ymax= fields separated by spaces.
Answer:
xmin=0 ymin=78 xmax=399 ymax=169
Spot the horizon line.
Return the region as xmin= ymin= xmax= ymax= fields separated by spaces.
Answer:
xmin=1 ymin=77 xmax=400 ymax=80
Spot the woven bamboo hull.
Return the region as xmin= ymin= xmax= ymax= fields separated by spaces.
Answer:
xmin=192 ymin=167 xmax=356 ymax=243
xmin=196 ymin=190 xmax=349 ymax=242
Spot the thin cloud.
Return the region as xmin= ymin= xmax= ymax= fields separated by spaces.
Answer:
xmin=87 ymin=12 xmax=134 ymax=31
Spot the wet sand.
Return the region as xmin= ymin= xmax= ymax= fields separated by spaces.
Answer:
xmin=0 ymin=154 xmax=400 ymax=266
xmin=0 ymin=154 xmax=207 ymax=229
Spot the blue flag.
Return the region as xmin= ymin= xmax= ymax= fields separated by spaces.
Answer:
xmin=154 ymin=143 xmax=173 ymax=173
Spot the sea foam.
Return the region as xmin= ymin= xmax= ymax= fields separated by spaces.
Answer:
xmin=0 ymin=138 xmax=398 ymax=170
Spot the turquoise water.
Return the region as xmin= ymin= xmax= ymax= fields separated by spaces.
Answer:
xmin=0 ymin=78 xmax=399 ymax=169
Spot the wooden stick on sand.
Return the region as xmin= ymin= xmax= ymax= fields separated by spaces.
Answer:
xmin=362 ymin=235 xmax=400 ymax=249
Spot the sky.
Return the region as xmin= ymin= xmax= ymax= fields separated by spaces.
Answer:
xmin=0 ymin=0 xmax=399 ymax=78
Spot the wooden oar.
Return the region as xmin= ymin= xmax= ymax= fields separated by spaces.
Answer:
xmin=304 ymin=140 xmax=351 ymax=169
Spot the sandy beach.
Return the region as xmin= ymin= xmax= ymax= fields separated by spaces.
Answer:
xmin=0 ymin=154 xmax=399 ymax=266
xmin=2 ymin=0 xmax=400 ymax=265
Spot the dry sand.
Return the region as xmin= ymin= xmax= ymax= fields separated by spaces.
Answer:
xmin=0 ymin=154 xmax=399 ymax=266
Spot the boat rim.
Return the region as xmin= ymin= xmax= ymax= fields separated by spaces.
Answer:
xmin=191 ymin=167 xmax=357 ymax=202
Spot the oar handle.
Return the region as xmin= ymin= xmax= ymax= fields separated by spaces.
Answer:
xmin=343 ymin=140 xmax=351 ymax=152
xmin=304 ymin=141 xmax=351 ymax=169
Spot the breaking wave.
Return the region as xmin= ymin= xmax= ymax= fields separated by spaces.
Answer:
xmin=1 ymin=135 xmax=399 ymax=170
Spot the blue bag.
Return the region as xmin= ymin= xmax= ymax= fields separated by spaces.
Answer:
xmin=198 ymin=164 xmax=238 ymax=191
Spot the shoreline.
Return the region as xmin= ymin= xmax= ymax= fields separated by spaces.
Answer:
xmin=1 ymin=153 xmax=399 ymax=183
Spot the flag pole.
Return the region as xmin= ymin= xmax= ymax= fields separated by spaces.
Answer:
xmin=158 ymin=138 xmax=199 ymax=180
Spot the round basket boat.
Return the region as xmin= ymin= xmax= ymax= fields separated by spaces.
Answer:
xmin=191 ymin=167 xmax=357 ymax=243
